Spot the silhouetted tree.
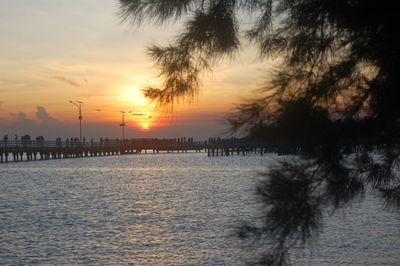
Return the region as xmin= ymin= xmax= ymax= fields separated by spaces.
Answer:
xmin=119 ymin=1 xmax=400 ymax=264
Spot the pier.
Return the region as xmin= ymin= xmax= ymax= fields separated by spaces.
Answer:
xmin=0 ymin=138 xmax=204 ymax=163
xmin=0 ymin=137 xmax=272 ymax=163
xmin=205 ymin=138 xmax=272 ymax=156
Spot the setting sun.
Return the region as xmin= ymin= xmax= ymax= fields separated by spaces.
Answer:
xmin=140 ymin=122 xmax=150 ymax=131
xmin=117 ymin=85 xmax=158 ymax=131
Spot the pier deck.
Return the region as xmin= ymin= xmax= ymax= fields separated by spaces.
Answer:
xmin=0 ymin=138 xmax=204 ymax=163
xmin=0 ymin=138 xmax=271 ymax=163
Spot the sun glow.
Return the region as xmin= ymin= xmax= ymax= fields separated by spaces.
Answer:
xmin=140 ymin=122 xmax=150 ymax=131
xmin=118 ymin=85 xmax=158 ymax=131
xmin=122 ymin=87 xmax=150 ymax=107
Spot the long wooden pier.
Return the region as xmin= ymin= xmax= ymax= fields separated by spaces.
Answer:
xmin=0 ymin=137 xmax=271 ymax=163
xmin=0 ymin=138 xmax=205 ymax=163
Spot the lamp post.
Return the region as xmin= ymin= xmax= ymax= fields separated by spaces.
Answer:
xmin=119 ymin=111 xmax=145 ymax=140
xmin=119 ymin=111 xmax=131 ymax=140
xmin=69 ymin=100 xmax=83 ymax=141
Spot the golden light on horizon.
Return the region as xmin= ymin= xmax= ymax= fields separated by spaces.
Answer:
xmin=123 ymin=113 xmax=155 ymax=132
xmin=140 ymin=121 xmax=150 ymax=131
xmin=115 ymin=84 xmax=158 ymax=131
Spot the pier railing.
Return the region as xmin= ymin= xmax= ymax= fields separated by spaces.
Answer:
xmin=0 ymin=138 xmax=207 ymax=163
xmin=0 ymin=137 xmax=273 ymax=163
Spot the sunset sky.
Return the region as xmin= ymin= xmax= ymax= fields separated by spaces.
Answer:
xmin=0 ymin=0 xmax=268 ymax=140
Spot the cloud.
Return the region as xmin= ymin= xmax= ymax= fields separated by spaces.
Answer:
xmin=35 ymin=106 xmax=58 ymax=123
xmin=82 ymin=92 xmax=109 ymax=98
xmin=8 ymin=112 xmax=31 ymax=121
xmin=17 ymin=112 xmax=28 ymax=120
xmin=49 ymin=75 xmax=80 ymax=87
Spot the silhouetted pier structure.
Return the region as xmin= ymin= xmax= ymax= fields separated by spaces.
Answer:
xmin=206 ymin=138 xmax=272 ymax=157
xmin=0 ymin=137 xmax=275 ymax=163
xmin=0 ymin=138 xmax=204 ymax=163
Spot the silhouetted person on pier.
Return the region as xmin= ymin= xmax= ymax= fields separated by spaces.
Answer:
xmin=3 ymin=135 xmax=8 ymax=147
xmin=36 ymin=136 xmax=44 ymax=147
xmin=56 ymin=137 xmax=61 ymax=147
xmin=21 ymin=135 xmax=31 ymax=147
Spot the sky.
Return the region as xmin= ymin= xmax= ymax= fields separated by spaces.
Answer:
xmin=0 ymin=0 xmax=268 ymax=140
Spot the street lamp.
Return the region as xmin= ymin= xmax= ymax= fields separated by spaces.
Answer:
xmin=119 ymin=111 xmax=145 ymax=140
xmin=119 ymin=111 xmax=131 ymax=140
xmin=69 ymin=100 xmax=83 ymax=141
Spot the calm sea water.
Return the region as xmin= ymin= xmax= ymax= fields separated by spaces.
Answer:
xmin=1 ymin=153 xmax=399 ymax=265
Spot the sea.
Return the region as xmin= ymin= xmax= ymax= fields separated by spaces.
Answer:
xmin=1 ymin=152 xmax=399 ymax=265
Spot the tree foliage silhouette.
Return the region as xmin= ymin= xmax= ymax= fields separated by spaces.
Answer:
xmin=119 ymin=0 xmax=400 ymax=264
